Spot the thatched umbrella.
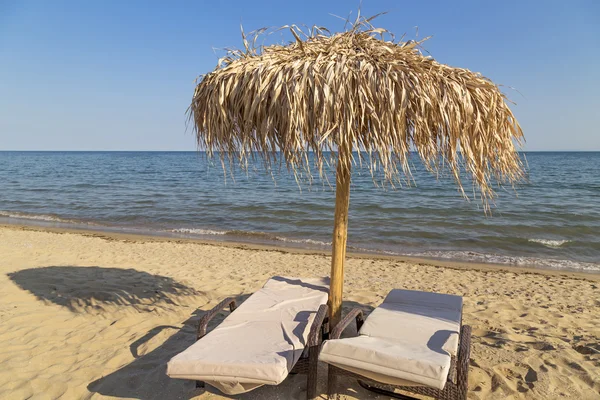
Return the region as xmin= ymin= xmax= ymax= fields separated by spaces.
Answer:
xmin=189 ymin=15 xmax=525 ymax=327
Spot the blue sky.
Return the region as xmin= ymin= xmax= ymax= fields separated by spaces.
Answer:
xmin=1 ymin=0 xmax=598 ymax=151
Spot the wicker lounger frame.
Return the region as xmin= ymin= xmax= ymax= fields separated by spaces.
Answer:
xmin=326 ymin=309 xmax=472 ymax=400
xmin=194 ymin=296 xmax=329 ymax=400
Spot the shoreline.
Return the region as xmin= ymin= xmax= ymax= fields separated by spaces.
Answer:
xmin=3 ymin=222 xmax=598 ymax=281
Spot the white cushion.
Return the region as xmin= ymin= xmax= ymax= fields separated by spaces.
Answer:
xmin=320 ymin=289 xmax=462 ymax=390
xmin=360 ymin=289 xmax=463 ymax=356
xmin=166 ymin=276 xmax=329 ymax=395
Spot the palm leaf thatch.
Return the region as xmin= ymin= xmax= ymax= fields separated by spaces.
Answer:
xmin=189 ymin=14 xmax=525 ymax=207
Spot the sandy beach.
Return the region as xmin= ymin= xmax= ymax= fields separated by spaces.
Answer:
xmin=0 ymin=224 xmax=598 ymax=399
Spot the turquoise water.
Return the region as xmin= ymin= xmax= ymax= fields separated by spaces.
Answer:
xmin=0 ymin=151 xmax=599 ymax=272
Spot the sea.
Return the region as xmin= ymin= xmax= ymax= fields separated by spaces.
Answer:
xmin=0 ymin=151 xmax=598 ymax=273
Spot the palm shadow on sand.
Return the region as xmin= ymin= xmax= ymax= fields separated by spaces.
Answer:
xmin=7 ymin=265 xmax=213 ymax=399
xmin=8 ymin=266 xmax=200 ymax=314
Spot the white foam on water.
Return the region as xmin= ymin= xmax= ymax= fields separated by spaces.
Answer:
xmin=276 ymin=237 xmax=331 ymax=246
xmin=170 ymin=227 xmax=331 ymax=247
xmin=412 ymin=250 xmax=600 ymax=273
xmin=168 ymin=228 xmax=598 ymax=272
xmin=171 ymin=228 xmax=227 ymax=235
xmin=0 ymin=210 xmax=71 ymax=223
xmin=528 ymin=238 xmax=571 ymax=248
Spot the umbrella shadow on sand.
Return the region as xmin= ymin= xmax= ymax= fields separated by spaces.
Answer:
xmin=8 ymin=266 xmax=201 ymax=314
xmin=6 ymin=266 xmax=210 ymax=399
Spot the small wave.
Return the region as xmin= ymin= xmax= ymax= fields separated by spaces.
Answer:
xmin=528 ymin=238 xmax=571 ymax=248
xmin=277 ymin=237 xmax=331 ymax=247
xmin=412 ymin=250 xmax=600 ymax=272
xmin=171 ymin=228 xmax=227 ymax=235
xmin=0 ymin=210 xmax=71 ymax=223
xmin=170 ymin=227 xmax=331 ymax=247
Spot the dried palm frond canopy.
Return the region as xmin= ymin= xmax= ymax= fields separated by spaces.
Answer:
xmin=189 ymin=13 xmax=525 ymax=325
xmin=190 ymin=14 xmax=525 ymax=202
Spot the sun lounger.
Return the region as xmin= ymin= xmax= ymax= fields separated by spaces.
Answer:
xmin=166 ymin=276 xmax=329 ymax=399
xmin=320 ymin=289 xmax=471 ymax=400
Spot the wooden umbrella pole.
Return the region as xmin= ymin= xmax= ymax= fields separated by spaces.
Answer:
xmin=328 ymin=145 xmax=352 ymax=328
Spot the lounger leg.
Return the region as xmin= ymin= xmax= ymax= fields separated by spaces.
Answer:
xmin=307 ymin=346 xmax=319 ymax=400
xmin=457 ymin=325 xmax=472 ymax=400
xmin=327 ymin=366 xmax=338 ymax=400
xmin=195 ymin=380 xmax=205 ymax=389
